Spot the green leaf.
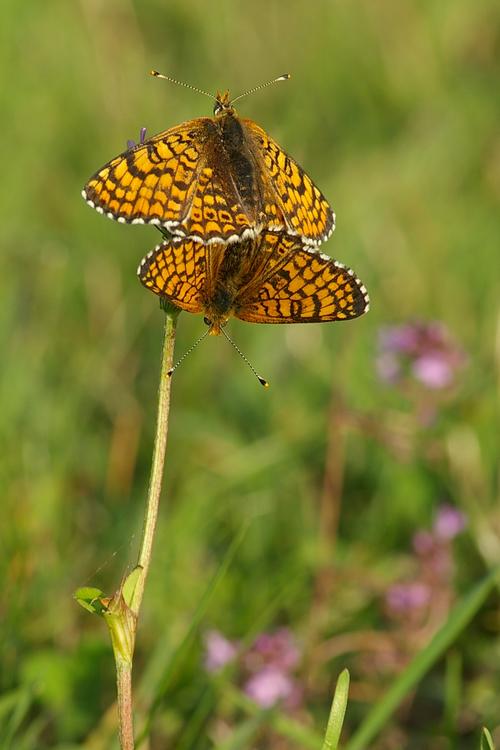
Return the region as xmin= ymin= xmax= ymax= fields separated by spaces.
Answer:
xmin=122 ymin=566 xmax=143 ymax=607
xmin=322 ymin=669 xmax=350 ymax=750
xmin=481 ymin=727 xmax=496 ymax=750
xmin=73 ymin=587 xmax=107 ymax=615
xmin=103 ymin=590 xmax=136 ymax=666
xmin=345 ymin=567 xmax=499 ymax=750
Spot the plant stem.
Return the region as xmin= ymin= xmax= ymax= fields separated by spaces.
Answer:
xmin=132 ymin=307 xmax=179 ymax=615
xmin=115 ymin=307 xmax=178 ymax=749
xmin=116 ymin=661 xmax=134 ymax=750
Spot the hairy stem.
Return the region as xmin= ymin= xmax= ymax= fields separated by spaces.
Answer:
xmin=116 ymin=307 xmax=178 ymax=748
xmin=116 ymin=661 xmax=134 ymax=750
xmin=132 ymin=307 xmax=178 ymax=614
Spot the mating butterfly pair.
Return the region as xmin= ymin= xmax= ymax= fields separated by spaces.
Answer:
xmin=83 ymin=77 xmax=369 ymax=332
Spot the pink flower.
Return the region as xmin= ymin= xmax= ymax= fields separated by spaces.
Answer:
xmin=385 ymin=582 xmax=431 ymax=614
xmin=377 ymin=321 xmax=466 ymax=390
xmin=203 ymin=627 xmax=304 ymax=712
xmin=434 ymin=504 xmax=467 ymax=540
xmin=412 ymin=354 xmax=455 ymax=389
xmin=244 ymin=628 xmax=300 ymax=673
xmin=244 ymin=666 xmax=301 ymax=709
xmin=412 ymin=530 xmax=436 ymax=556
xmin=203 ymin=630 xmax=238 ymax=673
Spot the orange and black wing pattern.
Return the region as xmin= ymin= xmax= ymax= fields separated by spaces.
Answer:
xmin=243 ymin=119 xmax=335 ymax=246
xmin=235 ymin=233 xmax=369 ymax=324
xmin=83 ymin=119 xmax=256 ymax=243
xmin=137 ymin=239 xmax=207 ymax=313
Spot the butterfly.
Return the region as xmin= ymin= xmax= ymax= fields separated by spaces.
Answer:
xmin=83 ymin=81 xmax=335 ymax=246
xmin=137 ymin=230 xmax=369 ymax=334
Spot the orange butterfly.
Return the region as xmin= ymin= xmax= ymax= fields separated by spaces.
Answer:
xmin=138 ymin=230 xmax=369 ymax=335
xmin=83 ymin=76 xmax=334 ymax=246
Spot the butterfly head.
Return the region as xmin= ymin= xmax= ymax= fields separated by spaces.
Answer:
xmin=203 ymin=316 xmax=228 ymax=336
xmin=213 ymin=91 xmax=234 ymax=116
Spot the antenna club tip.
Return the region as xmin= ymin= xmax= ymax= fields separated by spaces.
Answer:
xmin=150 ymin=69 xmax=160 ymax=77
xmin=258 ymin=377 xmax=270 ymax=388
xmin=280 ymin=73 xmax=291 ymax=80
xmin=167 ymin=369 xmax=174 ymax=377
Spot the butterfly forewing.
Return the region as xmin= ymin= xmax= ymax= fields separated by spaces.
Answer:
xmin=243 ymin=120 xmax=335 ymax=245
xmin=84 ymin=97 xmax=335 ymax=246
xmin=85 ymin=120 xmax=206 ymax=228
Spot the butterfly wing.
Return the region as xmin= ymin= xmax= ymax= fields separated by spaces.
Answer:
xmin=83 ymin=118 xmax=256 ymax=243
xmin=242 ymin=119 xmax=335 ymax=246
xmin=235 ymin=234 xmax=369 ymax=324
xmin=137 ymin=239 xmax=208 ymax=313
xmin=84 ymin=119 xmax=206 ymax=230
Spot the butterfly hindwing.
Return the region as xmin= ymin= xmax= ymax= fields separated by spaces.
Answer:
xmin=139 ymin=231 xmax=369 ymax=326
xmin=235 ymin=238 xmax=369 ymax=324
xmin=138 ymin=239 xmax=207 ymax=313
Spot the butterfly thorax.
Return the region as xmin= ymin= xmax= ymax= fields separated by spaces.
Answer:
xmin=210 ymin=99 xmax=266 ymax=222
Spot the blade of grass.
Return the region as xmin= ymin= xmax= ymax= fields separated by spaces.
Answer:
xmin=222 ymin=684 xmax=322 ymax=750
xmin=176 ymin=686 xmax=215 ymax=750
xmin=345 ymin=567 xmax=499 ymax=750
xmin=443 ymin=650 xmax=461 ymax=748
xmin=481 ymin=727 xmax=496 ymax=750
xmin=322 ymin=669 xmax=350 ymax=750
xmin=214 ymin=713 xmax=268 ymax=750
xmin=0 ymin=688 xmax=33 ymax=748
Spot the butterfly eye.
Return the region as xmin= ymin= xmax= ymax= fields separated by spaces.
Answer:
xmin=203 ymin=316 xmax=212 ymax=327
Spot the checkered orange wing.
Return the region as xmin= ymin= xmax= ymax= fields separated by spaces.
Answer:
xmin=83 ymin=119 xmax=254 ymax=243
xmin=138 ymin=239 xmax=207 ymax=313
xmin=236 ymin=236 xmax=369 ymax=324
xmin=243 ymin=119 xmax=335 ymax=246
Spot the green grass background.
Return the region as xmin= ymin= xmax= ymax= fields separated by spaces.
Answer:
xmin=1 ymin=0 xmax=499 ymax=747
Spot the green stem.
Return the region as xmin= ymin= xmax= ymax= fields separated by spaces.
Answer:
xmin=115 ymin=307 xmax=178 ymax=748
xmin=131 ymin=308 xmax=178 ymax=614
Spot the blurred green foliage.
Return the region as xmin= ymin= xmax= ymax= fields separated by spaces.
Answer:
xmin=1 ymin=0 xmax=499 ymax=747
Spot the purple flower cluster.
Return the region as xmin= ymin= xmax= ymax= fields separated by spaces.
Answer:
xmin=385 ymin=504 xmax=467 ymax=622
xmin=377 ymin=321 xmax=466 ymax=390
xmin=203 ymin=627 xmax=303 ymax=710
xmin=127 ymin=127 xmax=147 ymax=150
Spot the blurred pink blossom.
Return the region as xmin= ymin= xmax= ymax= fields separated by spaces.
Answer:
xmin=377 ymin=321 xmax=466 ymax=390
xmin=203 ymin=630 xmax=238 ymax=673
xmin=202 ymin=627 xmax=303 ymax=712
xmin=244 ymin=628 xmax=300 ymax=673
xmin=434 ymin=504 xmax=467 ymax=540
xmin=244 ymin=666 xmax=302 ymax=709
xmin=385 ymin=581 xmax=431 ymax=614
xmin=386 ymin=504 xmax=467 ymax=628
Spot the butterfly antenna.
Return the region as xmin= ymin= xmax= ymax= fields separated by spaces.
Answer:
xmin=221 ymin=328 xmax=269 ymax=388
xmin=230 ymin=73 xmax=291 ymax=105
xmin=167 ymin=329 xmax=210 ymax=377
xmin=150 ymin=70 xmax=216 ymax=102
